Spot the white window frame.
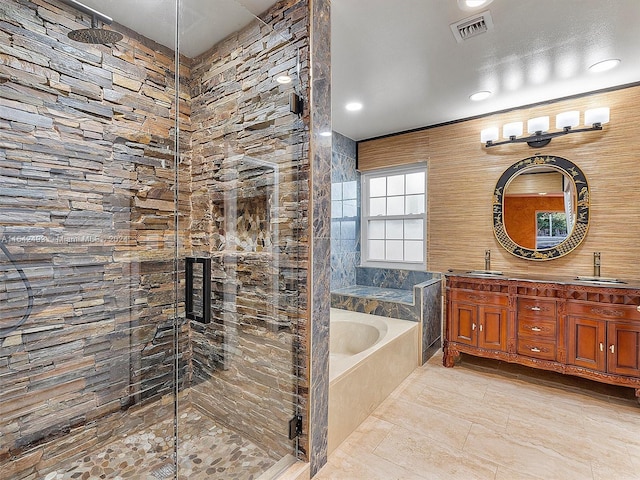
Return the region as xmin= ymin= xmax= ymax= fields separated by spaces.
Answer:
xmin=361 ymin=163 xmax=427 ymax=270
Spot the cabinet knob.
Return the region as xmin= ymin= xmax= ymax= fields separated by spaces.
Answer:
xmin=609 ymin=345 xmax=615 ymax=354
xmin=530 ymin=347 xmax=541 ymax=353
xmin=637 ymin=305 xmax=640 ymax=312
xmin=472 ymin=323 xmax=476 ymax=330
xmin=599 ymin=343 xmax=604 ymax=352
xmin=531 ymin=326 xmax=542 ymax=332
xmin=530 ymin=306 xmax=541 ymax=311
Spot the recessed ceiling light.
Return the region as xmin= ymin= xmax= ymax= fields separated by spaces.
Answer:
xmin=469 ymin=90 xmax=492 ymax=101
xmin=457 ymin=0 xmax=493 ymax=11
xmin=345 ymin=102 xmax=363 ymax=112
xmin=320 ymin=131 xmax=332 ymax=137
xmin=276 ymin=75 xmax=292 ymax=84
xmin=588 ymin=59 xmax=621 ymax=73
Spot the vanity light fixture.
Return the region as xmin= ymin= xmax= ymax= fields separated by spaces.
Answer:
xmin=276 ymin=75 xmax=292 ymax=84
xmin=481 ymin=107 xmax=610 ymax=148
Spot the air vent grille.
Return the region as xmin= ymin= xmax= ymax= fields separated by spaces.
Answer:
xmin=450 ymin=11 xmax=493 ymax=43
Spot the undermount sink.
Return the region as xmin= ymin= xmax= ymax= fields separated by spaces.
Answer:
xmin=575 ymin=276 xmax=627 ymax=285
xmin=466 ymin=270 xmax=504 ymax=277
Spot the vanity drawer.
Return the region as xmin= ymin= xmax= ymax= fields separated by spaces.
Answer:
xmin=517 ymin=298 xmax=556 ymax=319
xmin=566 ymin=301 xmax=640 ymax=322
xmin=451 ymin=289 xmax=508 ymax=306
xmin=517 ymin=317 xmax=556 ymax=339
xmin=517 ymin=338 xmax=556 ymax=361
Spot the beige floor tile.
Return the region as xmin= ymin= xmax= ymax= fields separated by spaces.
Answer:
xmin=323 ymin=351 xmax=639 ymax=480
xmin=463 ymin=422 xmax=594 ymax=480
xmin=314 ymin=448 xmax=425 ymax=480
xmin=591 ymin=458 xmax=640 ymax=480
xmin=505 ymin=413 xmax=635 ymax=471
xmin=373 ymin=425 xmax=499 ymax=480
xmin=331 ymin=415 xmax=396 ymax=456
xmin=413 ymin=384 xmax=511 ymax=430
xmin=373 ymin=396 xmax=472 ymax=450
xmin=384 ymin=369 xmax=431 ymax=401
xmin=411 ymin=365 xmax=490 ymax=401
xmin=625 ymin=442 xmax=640 ymax=470
xmin=494 ymin=465 xmax=547 ymax=480
xmin=583 ymin=410 xmax=640 ymax=449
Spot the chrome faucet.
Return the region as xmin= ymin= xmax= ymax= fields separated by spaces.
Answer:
xmin=594 ymin=252 xmax=601 ymax=277
xmin=484 ymin=249 xmax=491 ymax=271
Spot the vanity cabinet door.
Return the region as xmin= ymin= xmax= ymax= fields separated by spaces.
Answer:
xmin=607 ymin=322 xmax=640 ymax=377
xmin=450 ymin=301 xmax=478 ymax=347
xmin=478 ymin=305 xmax=508 ymax=352
xmin=450 ymin=301 xmax=508 ymax=351
xmin=567 ymin=317 xmax=606 ymax=372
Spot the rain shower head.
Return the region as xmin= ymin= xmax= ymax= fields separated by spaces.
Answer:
xmin=68 ymin=19 xmax=124 ymax=44
xmin=60 ymin=0 xmax=124 ymax=45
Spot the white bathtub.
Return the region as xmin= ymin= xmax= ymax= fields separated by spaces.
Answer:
xmin=328 ymin=308 xmax=420 ymax=454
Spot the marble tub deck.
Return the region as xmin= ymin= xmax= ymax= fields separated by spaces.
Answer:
xmin=331 ymin=285 xmax=414 ymax=304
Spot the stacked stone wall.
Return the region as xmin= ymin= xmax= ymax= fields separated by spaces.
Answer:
xmin=187 ymin=0 xmax=310 ymax=458
xmin=0 ymin=0 xmax=191 ymax=475
xmin=0 ymin=0 xmax=311 ymax=475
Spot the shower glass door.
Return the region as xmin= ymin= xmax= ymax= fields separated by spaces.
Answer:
xmin=176 ymin=0 xmax=305 ymax=477
xmin=0 ymin=0 xmax=181 ymax=478
xmin=1 ymin=0 xmax=306 ymax=478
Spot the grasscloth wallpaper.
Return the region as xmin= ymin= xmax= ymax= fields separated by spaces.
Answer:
xmin=358 ymin=85 xmax=640 ymax=280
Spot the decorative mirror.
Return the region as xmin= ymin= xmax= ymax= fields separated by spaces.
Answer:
xmin=493 ymin=155 xmax=589 ymax=260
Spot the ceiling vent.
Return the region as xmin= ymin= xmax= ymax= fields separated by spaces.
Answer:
xmin=450 ymin=11 xmax=493 ymax=43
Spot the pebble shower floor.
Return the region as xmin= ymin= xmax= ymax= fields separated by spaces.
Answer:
xmin=43 ymin=406 xmax=276 ymax=480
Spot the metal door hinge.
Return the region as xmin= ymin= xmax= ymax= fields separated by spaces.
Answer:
xmin=289 ymin=415 xmax=303 ymax=440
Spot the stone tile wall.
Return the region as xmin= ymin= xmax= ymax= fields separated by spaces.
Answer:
xmin=330 ymin=131 xmax=360 ymax=291
xmin=0 ymin=1 xmax=193 ymax=476
xmin=1 ymin=0 xmax=319 ymax=475
xmin=185 ymin=0 xmax=310 ymax=461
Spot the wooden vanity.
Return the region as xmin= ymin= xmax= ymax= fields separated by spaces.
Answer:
xmin=444 ymin=273 xmax=640 ymax=403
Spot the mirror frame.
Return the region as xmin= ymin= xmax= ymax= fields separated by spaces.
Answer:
xmin=493 ymin=155 xmax=590 ymax=261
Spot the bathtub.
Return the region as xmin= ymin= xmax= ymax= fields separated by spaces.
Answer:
xmin=328 ymin=308 xmax=420 ymax=454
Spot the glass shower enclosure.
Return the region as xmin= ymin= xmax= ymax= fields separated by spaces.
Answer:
xmin=0 ymin=0 xmax=307 ymax=478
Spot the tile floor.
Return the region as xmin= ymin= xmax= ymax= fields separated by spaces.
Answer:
xmin=45 ymin=405 xmax=275 ymax=480
xmin=315 ymin=351 xmax=640 ymax=480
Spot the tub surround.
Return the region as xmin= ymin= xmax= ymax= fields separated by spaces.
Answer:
xmin=331 ymin=285 xmax=414 ymax=304
xmin=331 ymin=267 xmax=436 ymax=322
xmin=327 ymin=309 xmax=419 ymax=454
xmin=444 ymin=272 xmax=640 ymax=403
xmin=331 ymin=267 xmax=442 ymax=363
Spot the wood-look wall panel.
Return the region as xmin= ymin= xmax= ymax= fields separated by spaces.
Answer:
xmin=358 ymin=129 xmax=429 ymax=170
xmin=360 ymin=85 xmax=640 ymax=279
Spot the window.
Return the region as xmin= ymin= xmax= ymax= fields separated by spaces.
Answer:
xmin=331 ymin=180 xmax=358 ymax=244
xmin=361 ymin=164 xmax=426 ymax=269
xmin=536 ymin=211 xmax=568 ymax=249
